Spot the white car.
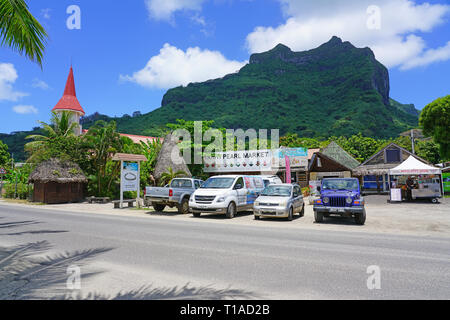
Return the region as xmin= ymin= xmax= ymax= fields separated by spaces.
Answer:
xmin=253 ymin=184 xmax=305 ymax=221
xmin=189 ymin=175 xmax=265 ymax=219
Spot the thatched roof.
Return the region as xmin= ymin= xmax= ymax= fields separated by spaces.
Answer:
xmin=153 ymin=133 xmax=192 ymax=180
xmin=29 ymin=158 xmax=88 ymax=184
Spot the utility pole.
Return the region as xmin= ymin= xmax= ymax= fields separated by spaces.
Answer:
xmin=12 ymin=153 xmax=17 ymax=199
xmin=411 ymin=130 xmax=415 ymax=154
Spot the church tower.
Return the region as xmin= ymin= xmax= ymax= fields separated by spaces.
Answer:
xmin=52 ymin=66 xmax=85 ymax=135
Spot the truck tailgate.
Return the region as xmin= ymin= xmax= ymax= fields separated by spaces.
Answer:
xmin=145 ymin=187 xmax=170 ymax=199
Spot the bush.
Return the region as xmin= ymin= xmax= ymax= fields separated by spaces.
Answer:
xmin=4 ymin=183 xmax=33 ymax=200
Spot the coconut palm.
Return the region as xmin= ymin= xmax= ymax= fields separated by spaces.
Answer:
xmin=0 ymin=0 xmax=48 ymax=67
xmin=159 ymin=167 xmax=188 ymax=186
xmin=26 ymin=111 xmax=79 ymax=146
xmin=25 ymin=111 xmax=80 ymax=163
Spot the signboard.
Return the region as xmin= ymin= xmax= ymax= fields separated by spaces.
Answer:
xmin=309 ymin=180 xmax=321 ymax=196
xmin=443 ymin=173 xmax=450 ymax=194
xmin=203 ymin=148 xmax=308 ymax=173
xmin=390 ymin=188 xmax=402 ymax=202
xmin=121 ymin=162 xmax=139 ymax=192
xmin=276 ymin=148 xmax=308 ymax=169
xmin=204 ymin=150 xmax=274 ymax=173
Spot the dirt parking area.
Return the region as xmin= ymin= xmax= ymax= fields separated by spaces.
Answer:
xmin=1 ymin=195 xmax=449 ymax=237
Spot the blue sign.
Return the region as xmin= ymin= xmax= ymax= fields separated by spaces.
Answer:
xmin=277 ymin=148 xmax=308 ymax=158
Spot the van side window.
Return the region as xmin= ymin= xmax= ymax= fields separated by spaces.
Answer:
xmin=234 ymin=177 xmax=244 ymax=189
xmin=194 ymin=180 xmax=201 ymax=189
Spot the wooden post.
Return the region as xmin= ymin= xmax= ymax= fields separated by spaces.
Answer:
xmin=120 ymin=160 xmax=123 ymax=209
xmin=137 ymin=161 xmax=141 ymax=209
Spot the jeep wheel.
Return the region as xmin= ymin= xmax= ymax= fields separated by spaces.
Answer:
xmin=193 ymin=212 xmax=201 ymax=218
xmin=314 ymin=210 xmax=324 ymax=223
xmin=177 ymin=198 xmax=190 ymax=214
xmin=153 ymin=204 xmax=166 ymax=212
xmin=226 ymin=202 xmax=236 ymax=219
xmin=300 ymin=204 xmax=305 ymax=217
xmin=287 ymin=207 xmax=293 ymax=221
xmin=355 ymin=209 xmax=366 ymax=225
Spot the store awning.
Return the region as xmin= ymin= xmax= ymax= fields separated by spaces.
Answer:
xmin=389 ymin=156 xmax=441 ymax=175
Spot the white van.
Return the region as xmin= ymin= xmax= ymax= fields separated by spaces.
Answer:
xmin=189 ymin=175 xmax=265 ymax=219
xmin=260 ymin=175 xmax=283 ymax=187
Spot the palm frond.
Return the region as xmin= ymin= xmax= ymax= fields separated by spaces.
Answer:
xmin=0 ymin=0 xmax=48 ymax=67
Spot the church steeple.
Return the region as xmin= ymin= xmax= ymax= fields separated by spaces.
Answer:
xmin=52 ymin=66 xmax=85 ymax=115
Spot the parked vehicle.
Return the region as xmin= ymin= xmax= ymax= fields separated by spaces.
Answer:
xmin=144 ymin=178 xmax=204 ymax=214
xmin=189 ymin=175 xmax=265 ymax=219
xmin=260 ymin=175 xmax=283 ymax=187
xmin=313 ymin=178 xmax=366 ymax=225
xmin=253 ymin=184 xmax=304 ymax=221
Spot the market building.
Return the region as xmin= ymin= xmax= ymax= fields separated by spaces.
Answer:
xmin=308 ymin=142 xmax=360 ymax=182
xmin=353 ymin=143 xmax=430 ymax=193
xmin=203 ymin=147 xmax=309 ymax=187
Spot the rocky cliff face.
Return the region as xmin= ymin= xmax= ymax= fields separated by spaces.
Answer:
xmin=248 ymin=36 xmax=390 ymax=106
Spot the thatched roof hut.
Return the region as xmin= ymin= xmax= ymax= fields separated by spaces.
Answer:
xmin=29 ymin=158 xmax=87 ymax=184
xmin=154 ymin=133 xmax=192 ymax=180
xmin=29 ymin=158 xmax=87 ymax=204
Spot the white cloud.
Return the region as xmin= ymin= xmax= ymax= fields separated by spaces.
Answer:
xmin=0 ymin=63 xmax=28 ymax=102
xmin=145 ymin=0 xmax=206 ymax=21
xmin=12 ymin=105 xmax=38 ymax=115
xmin=32 ymin=79 xmax=50 ymax=90
xmin=41 ymin=8 xmax=51 ymax=19
xmin=121 ymin=43 xmax=246 ymax=89
xmin=401 ymin=41 xmax=450 ymax=70
xmin=246 ymin=0 xmax=450 ymax=70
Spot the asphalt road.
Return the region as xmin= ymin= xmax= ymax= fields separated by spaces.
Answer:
xmin=0 ymin=203 xmax=449 ymax=300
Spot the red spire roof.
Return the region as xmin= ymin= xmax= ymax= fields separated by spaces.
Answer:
xmin=52 ymin=66 xmax=85 ymax=115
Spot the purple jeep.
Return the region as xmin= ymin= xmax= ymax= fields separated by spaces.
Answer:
xmin=313 ymin=178 xmax=366 ymax=225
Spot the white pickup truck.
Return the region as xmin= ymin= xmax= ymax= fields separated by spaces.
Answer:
xmin=144 ymin=178 xmax=204 ymax=214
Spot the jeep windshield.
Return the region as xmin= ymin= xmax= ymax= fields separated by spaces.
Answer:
xmin=200 ymin=177 xmax=235 ymax=189
xmin=261 ymin=186 xmax=292 ymax=197
xmin=322 ymin=179 xmax=359 ymax=191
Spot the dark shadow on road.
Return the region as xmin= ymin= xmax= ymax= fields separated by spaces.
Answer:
xmin=59 ymin=283 xmax=257 ymax=300
xmin=315 ymin=217 xmax=363 ymax=226
xmin=256 ymin=215 xmax=303 ymax=222
xmin=191 ymin=211 xmax=253 ymax=220
xmin=0 ymin=241 xmax=113 ymax=300
xmin=1 ymin=230 xmax=69 ymax=236
xmin=0 ymin=220 xmax=41 ymax=229
xmin=145 ymin=210 xmax=180 ymax=217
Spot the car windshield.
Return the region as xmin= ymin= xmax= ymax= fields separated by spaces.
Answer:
xmin=261 ymin=186 xmax=292 ymax=197
xmin=322 ymin=179 xmax=359 ymax=190
xmin=200 ymin=178 xmax=235 ymax=189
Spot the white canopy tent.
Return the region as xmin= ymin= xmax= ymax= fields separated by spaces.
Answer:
xmin=389 ymin=156 xmax=441 ymax=175
xmin=388 ymin=156 xmax=443 ymax=202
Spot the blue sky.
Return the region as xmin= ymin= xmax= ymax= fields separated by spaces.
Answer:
xmin=1 ymin=0 xmax=449 ymax=134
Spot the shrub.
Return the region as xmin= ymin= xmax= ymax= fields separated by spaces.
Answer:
xmin=4 ymin=183 xmax=33 ymax=200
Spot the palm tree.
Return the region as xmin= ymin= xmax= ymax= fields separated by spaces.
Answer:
xmin=159 ymin=167 xmax=188 ymax=186
xmin=84 ymin=121 xmax=123 ymax=196
xmin=25 ymin=111 xmax=79 ymax=161
xmin=26 ymin=111 xmax=78 ymax=147
xmin=0 ymin=0 xmax=48 ymax=67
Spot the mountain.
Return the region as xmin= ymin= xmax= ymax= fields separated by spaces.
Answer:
xmin=83 ymin=36 xmax=418 ymax=138
xmin=2 ymin=37 xmax=419 ymax=161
